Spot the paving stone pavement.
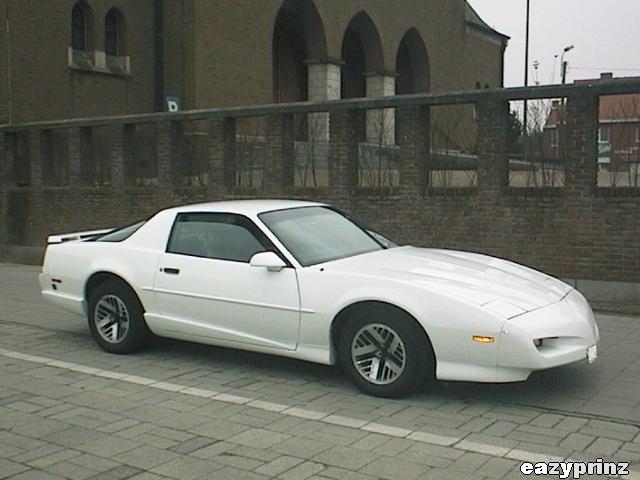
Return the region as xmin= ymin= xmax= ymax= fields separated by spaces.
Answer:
xmin=1 ymin=263 xmax=640 ymax=479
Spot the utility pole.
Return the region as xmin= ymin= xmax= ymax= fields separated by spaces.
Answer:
xmin=523 ymin=0 xmax=531 ymax=161
xmin=5 ymin=7 xmax=13 ymax=125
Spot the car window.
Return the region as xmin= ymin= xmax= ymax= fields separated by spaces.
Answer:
xmin=167 ymin=213 xmax=271 ymax=263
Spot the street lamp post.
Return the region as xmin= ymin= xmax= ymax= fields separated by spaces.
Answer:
xmin=559 ymin=45 xmax=574 ymax=171
xmin=560 ymin=45 xmax=574 ymax=85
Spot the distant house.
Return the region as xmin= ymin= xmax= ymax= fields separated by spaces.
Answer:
xmin=543 ymin=73 xmax=640 ymax=186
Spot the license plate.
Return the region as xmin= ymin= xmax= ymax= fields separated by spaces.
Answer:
xmin=587 ymin=345 xmax=598 ymax=364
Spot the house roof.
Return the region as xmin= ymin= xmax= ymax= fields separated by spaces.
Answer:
xmin=599 ymin=94 xmax=640 ymax=123
xmin=464 ymin=1 xmax=510 ymax=41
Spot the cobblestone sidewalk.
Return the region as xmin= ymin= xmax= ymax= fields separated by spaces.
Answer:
xmin=1 ymin=263 xmax=640 ymax=479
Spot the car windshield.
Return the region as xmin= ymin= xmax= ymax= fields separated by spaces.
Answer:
xmin=259 ymin=207 xmax=385 ymax=266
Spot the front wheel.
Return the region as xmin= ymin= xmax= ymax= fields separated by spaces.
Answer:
xmin=338 ymin=305 xmax=433 ymax=398
xmin=88 ymin=280 xmax=150 ymax=354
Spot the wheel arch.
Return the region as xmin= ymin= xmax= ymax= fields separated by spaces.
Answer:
xmin=84 ymin=271 xmax=144 ymax=311
xmin=330 ymin=300 xmax=436 ymax=370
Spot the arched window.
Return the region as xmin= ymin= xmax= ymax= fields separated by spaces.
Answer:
xmin=71 ymin=2 xmax=92 ymax=51
xmin=105 ymin=8 xmax=125 ymax=56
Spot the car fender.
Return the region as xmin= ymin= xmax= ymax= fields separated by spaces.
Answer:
xmin=297 ymin=268 xmax=505 ymax=375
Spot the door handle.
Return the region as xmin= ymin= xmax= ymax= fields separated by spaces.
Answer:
xmin=162 ymin=268 xmax=180 ymax=275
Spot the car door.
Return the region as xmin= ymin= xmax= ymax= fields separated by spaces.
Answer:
xmin=152 ymin=212 xmax=300 ymax=351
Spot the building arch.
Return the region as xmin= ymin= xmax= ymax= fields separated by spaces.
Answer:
xmin=341 ymin=11 xmax=384 ymax=100
xmin=395 ymin=28 xmax=430 ymax=95
xmin=70 ymin=1 xmax=95 ymax=52
xmin=341 ymin=12 xmax=384 ymax=141
xmin=105 ymin=7 xmax=126 ymax=56
xmin=272 ymin=0 xmax=327 ymax=103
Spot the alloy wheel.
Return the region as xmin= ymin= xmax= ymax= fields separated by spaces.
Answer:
xmin=351 ymin=323 xmax=406 ymax=385
xmin=94 ymin=294 xmax=130 ymax=344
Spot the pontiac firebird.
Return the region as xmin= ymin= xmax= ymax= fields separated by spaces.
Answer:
xmin=39 ymin=200 xmax=599 ymax=397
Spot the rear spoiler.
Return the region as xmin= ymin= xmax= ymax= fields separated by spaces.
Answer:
xmin=47 ymin=228 xmax=115 ymax=245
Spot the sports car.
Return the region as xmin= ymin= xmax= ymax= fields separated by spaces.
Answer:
xmin=39 ymin=200 xmax=599 ymax=397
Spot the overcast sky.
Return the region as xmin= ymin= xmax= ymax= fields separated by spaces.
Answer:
xmin=467 ymin=0 xmax=640 ymax=87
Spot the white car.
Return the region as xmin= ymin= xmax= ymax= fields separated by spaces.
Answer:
xmin=39 ymin=200 xmax=599 ymax=397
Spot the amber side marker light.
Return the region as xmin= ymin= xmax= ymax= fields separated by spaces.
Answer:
xmin=473 ymin=336 xmax=495 ymax=343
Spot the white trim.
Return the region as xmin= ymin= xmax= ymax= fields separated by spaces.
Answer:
xmin=598 ymin=126 xmax=611 ymax=143
xmin=599 ymin=118 xmax=640 ymax=124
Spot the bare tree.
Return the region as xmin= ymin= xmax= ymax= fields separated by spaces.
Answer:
xmin=359 ymin=107 xmax=398 ymax=189
xmin=429 ymin=104 xmax=478 ymax=188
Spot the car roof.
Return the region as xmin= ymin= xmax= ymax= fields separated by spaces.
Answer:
xmin=166 ymin=199 xmax=327 ymax=216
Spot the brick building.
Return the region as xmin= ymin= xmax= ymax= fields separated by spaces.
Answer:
xmin=0 ymin=0 xmax=507 ymax=126
xmin=543 ymin=74 xmax=640 ymax=187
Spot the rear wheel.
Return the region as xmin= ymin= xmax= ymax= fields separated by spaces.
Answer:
xmin=88 ymin=279 xmax=150 ymax=354
xmin=338 ymin=305 xmax=432 ymax=398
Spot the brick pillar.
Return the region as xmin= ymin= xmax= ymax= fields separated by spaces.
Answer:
xmin=365 ymin=73 xmax=396 ymax=145
xmin=208 ymin=117 xmax=236 ymax=193
xmin=396 ymin=105 xmax=429 ymax=194
xmin=156 ymin=121 xmax=177 ymax=187
xmin=27 ymin=129 xmax=42 ymax=188
xmin=565 ymin=94 xmax=598 ymax=195
xmin=329 ymin=110 xmax=358 ymax=190
xmin=110 ymin=124 xmax=132 ymax=189
xmin=476 ymin=100 xmax=508 ymax=191
xmin=263 ymin=114 xmax=295 ymax=191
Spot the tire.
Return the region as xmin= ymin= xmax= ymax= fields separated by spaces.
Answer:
xmin=87 ymin=279 xmax=150 ymax=354
xmin=338 ymin=304 xmax=433 ymax=398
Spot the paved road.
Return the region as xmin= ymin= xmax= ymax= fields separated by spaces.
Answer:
xmin=1 ymin=263 xmax=640 ymax=479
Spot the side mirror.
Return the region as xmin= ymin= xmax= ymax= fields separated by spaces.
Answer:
xmin=250 ymin=252 xmax=286 ymax=272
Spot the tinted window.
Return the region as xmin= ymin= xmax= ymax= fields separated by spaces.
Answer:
xmin=260 ymin=207 xmax=383 ymax=266
xmin=98 ymin=221 xmax=145 ymax=242
xmin=167 ymin=213 xmax=270 ymax=263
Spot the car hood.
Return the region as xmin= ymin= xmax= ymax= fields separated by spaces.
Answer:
xmin=327 ymin=246 xmax=572 ymax=313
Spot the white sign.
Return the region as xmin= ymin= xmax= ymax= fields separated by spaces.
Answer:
xmin=165 ymin=96 xmax=181 ymax=113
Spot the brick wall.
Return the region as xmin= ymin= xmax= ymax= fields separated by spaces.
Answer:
xmin=2 ymin=0 xmax=156 ymax=124
xmin=2 ymin=83 xmax=640 ymax=284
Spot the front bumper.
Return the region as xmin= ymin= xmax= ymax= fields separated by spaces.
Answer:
xmin=495 ymin=289 xmax=599 ymax=382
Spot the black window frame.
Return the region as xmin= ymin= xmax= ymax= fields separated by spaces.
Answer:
xmin=166 ymin=212 xmax=292 ymax=267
